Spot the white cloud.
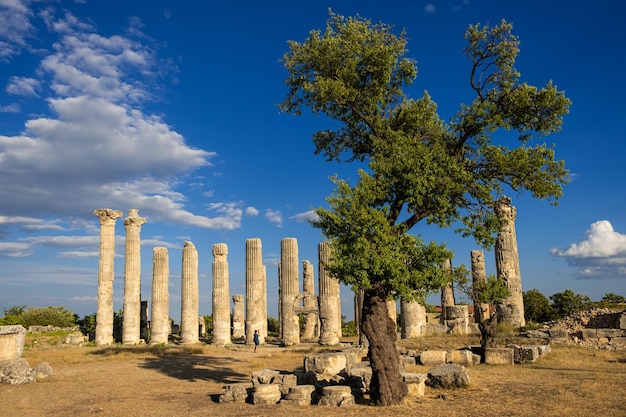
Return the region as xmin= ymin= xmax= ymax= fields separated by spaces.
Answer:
xmin=6 ymin=76 xmax=40 ymax=96
xmin=424 ymin=4 xmax=436 ymax=14
xmin=0 ymin=216 xmax=65 ymax=231
xmin=245 ymin=206 xmax=260 ymax=216
xmin=551 ymin=220 xmax=626 ymax=279
xmin=290 ymin=210 xmax=319 ymax=223
xmin=265 ymin=209 xmax=283 ymax=227
xmin=0 ymin=242 xmax=33 ymax=257
xmin=0 ymin=0 xmax=35 ymax=61
xmin=0 ymin=6 xmax=233 ymax=232
xmin=0 ymin=103 xmax=20 ymax=113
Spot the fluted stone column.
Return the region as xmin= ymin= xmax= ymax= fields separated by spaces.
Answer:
xmin=245 ymin=238 xmax=265 ymax=345
xmin=232 ymin=294 xmax=245 ymax=339
xmin=318 ymin=242 xmax=341 ymax=345
xmin=150 ymin=247 xmax=169 ymax=344
xmin=400 ymin=298 xmax=425 ymax=339
xmin=180 ymin=241 xmax=199 ymax=344
xmin=122 ymin=209 xmax=146 ymax=345
xmin=354 ymin=289 xmax=367 ymax=345
xmin=439 ymin=258 xmax=455 ymax=324
xmin=495 ymin=197 xmax=526 ymax=327
xmin=280 ymin=238 xmax=300 ymax=346
xmin=301 ymin=260 xmax=318 ymax=340
xmin=212 ymin=243 xmax=231 ymax=346
xmin=471 ymin=250 xmax=490 ymax=324
xmin=387 ymin=299 xmax=397 ymax=331
xmin=94 ymin=208 xmax=123 ymax=346
xmin=445 ymin=305 xmax=470 ymax=334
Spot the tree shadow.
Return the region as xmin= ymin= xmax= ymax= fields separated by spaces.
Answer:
xmin=138 ymin=354 xmax=249 ymax=384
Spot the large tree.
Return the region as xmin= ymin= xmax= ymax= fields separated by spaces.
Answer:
xmin=281 ymin=12 xmax=570 ymax=405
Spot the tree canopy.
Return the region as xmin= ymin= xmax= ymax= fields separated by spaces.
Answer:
xmin=281 ymin=11 xmax=570 ymax=405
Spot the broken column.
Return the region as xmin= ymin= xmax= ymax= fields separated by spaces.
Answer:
xmin=93 ymin=208 xmax=123 ymax=346
xmin=301 ymin=260 xmax=318 ymax=341
xmin=400 ymin=298 xmax=425 ymax=339
xmin=495 ymin=197 xmax=526 ymax=327
xmin=122 ymin=209 xmax=146 ymax=345
xmin=387 ymin=299 xmax=398 ymax=331
xmin=470 ymin=250 xmax=490 ymax=324
xmin=180 ymin=241 xmax=199 ymax=344
xmin=245 ymin=238 xmax=265 ymax=345
xmin=212 ymin=243 xmax=231 ymax=346
xmin=232 ymin=294 xmax=245 ymax=339
xmin=150 ymin=247 xmax=169 ymax=344
xmin=439 ymin=259 xmax=455 ymax=324
xmin=318 ymin=241 xmax=341 ymax=345
xmin=280 ymin=238 xmax=300 ymax=346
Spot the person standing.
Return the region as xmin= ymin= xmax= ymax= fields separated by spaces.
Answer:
xmin=253 ymin=329 xmax=260 ymax=352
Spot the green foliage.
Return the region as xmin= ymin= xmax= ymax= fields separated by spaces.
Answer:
xmin=4 ymin=305 xmax=27 ymax=316
xmin=0 ymin=305 xmax=27 ymax=325
xmin=282 ymin=12 xmax=570 ymax=301
xmin=19 ymin=306 xmax=76 ymax=328
xmin=523 ymin=289 xmax=553 ymax=323
xmin=550 ymin=289 xmax=590 ymax=319
xmin=203 ymin=315 xmax=213 ymax=334
xmin=341 ymin=315 xmax=357 ymax=337
xmin=267 ymin=316 xmax=279 ymax=337
xmin=77 ymin=314 xmax=97 ymax=335
xmin=601 ymin=293 xmax=626 ymax=304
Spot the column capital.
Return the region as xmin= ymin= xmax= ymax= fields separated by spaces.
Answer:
xmin=94 ymin=208 xmax=123 ymax=223
xmin=124 ymin=209 xmax=146 ymax=227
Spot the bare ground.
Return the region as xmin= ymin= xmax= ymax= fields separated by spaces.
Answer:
xmin=3 ymin=335 xmax=625 ymax=417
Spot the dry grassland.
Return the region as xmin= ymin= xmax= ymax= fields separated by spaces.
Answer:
xmin=2 ymin=335 xmax=625 ymax=417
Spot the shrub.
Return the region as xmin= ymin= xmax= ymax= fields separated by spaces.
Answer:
xmin=20 ymin=306 xmax=76 ymax=328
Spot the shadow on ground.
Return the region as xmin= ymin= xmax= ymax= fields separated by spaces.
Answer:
xmin=138 ymin=354 xmax=248 ymax=383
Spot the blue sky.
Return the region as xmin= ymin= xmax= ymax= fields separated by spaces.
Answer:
xmin=1 ymin=1 xmax=624 ymax=321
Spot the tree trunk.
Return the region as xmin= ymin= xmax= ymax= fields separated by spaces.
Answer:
xmin=478 ymin=309 xmax=499 ymax=350
xmin=360 ymin=285 xmax=407 ymax=405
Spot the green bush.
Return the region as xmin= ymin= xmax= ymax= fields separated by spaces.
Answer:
xmin=19 ymin=306 xmax=76 ymax=328
xmin=523 ymin=289 xmax=553 ymax=323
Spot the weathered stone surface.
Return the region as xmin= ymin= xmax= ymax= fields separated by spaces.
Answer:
xmin=401 ymin=298 xmax=426 ymax=339
xmin=219 ymin=382 xmax=253 ymax=403
xmin=304 ymin=352 xmax=347 ymax=379
xmin=252 ymin=384 xmax=282 ymax=405
xmin=419 ymin=350 xmax=447 ymax=366
xmin=548 ymin=329 xmax=568 ymax=339
xmin=536 ymin=344 xmax=551 ymax=356
xmin=251 ymin=368 xmax=280 ymax=385
xmin=34 ymin=362 xmax=54 ymax=381
xmin=471 ymin=250 xmax=491 ymax=323
xmin=0 ymin=358 xmax=36 ymax=384
xmin=318 ymin=242 xmax=342 ymax=345
xmin=212 ymin=243 xmax=231 ymax=346
xmin=94 ymin=208 xmax=123 ymax=346
xmin=122 ymin=209 xmax=146 ymax=345
xmin=63 ymin=331 xmax=87 ymax=345
xmin=402 ymin=372 xmax=427 ymax=397
xmin=580 ymin=329 xmax=597 ymax=339
xmin=277 ymin=373 xmax=298 ymax=397
xmin=445 ymin=305 xmax=470 ymax=335
xmin=507 ymin=344 xmax=539 ymax=363
xmin=318 ymin=385 xmax=354 ymax=406
xmin=596 ymin=329 xmax=623 ymax=338
xmin=246 ymin=238 xmax=266 ymax=345
xmin=180 ymin=241 xmax=199 ymax=344
xmin=484 ymin=347 xmax=514 ymax=365
xmin=281 ymin=384 xmax=316 ymax=405
xmin=0 ymin=325 xmax=27 ymax=360
xmin=150 ymin=247 xmax=169 ymax=345
xmin=347 ymin=362 xmax=372 ymax=394
xmin=400 ymin=355 xmax=416 ymax=366
xmin=426 ymin=363 xmax=470 ymax=389
xmin=447 ymin=349 xmax=480 ymax=366
xmin=280 ymin=238 xmax=300 ymax=346
xmin=231 ymin=294 xmax=245 ymax=339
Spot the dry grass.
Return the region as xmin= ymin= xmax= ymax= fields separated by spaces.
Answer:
xmin=2 ymin=335 xmax=624 ymax=417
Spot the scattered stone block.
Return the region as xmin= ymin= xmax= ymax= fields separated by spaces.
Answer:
xmin=610 ymin=337 xmax=626 ymax=344
xmin=304 ymin=352 xmax=347 ymax=380
xmin=419 ymin=350 xmax=447 ymax=366
xmin=281 ymin=385 xmax=316 ymax=405
xmin=0 ymin=358 xmax=36 ymax=385
xmin=507 ymin=344 xmax=539 ymax=364
xmin=317 ymin=385 xmax=354 ymax=406
xmin=596 ymin=329 xmax=623 ymax=338
xmin=218 ymin=382 xmax=253 ymax=403
xmin=346 ymin=362 xmax=372 ymax=395
xmin=34 ymin=362 xmax=54 ymax=381
xmin=580 ymin=329 xmax=597 ymax=339
xmin=64 ymin=331 xmax=87 ymax=345
xmin=252 ymin=384 xmax=282 ymax=405
xmin=276 ymin=373 xmax=297 ymax=397
xmin=447 ymin=349 xmax=480 ymax=366
xmin=251 ymin=368 xmax=280 ymax=385
xmin=426 ymin=363 xmax=470 ymax=389
xmin=400 ymin=355 xmax=415 ymax=366
xmin=535 ymin=345 xmax=551 ymax=356
xmin=402 ymin=372 xmax=427 ymax=397
xmin=0 ymin=325 xmax=27 ymax=360
xmin=484 ymin=348 xmax=514 ymax=365
xmin=547 ymin=329 xmax=568 ymax=339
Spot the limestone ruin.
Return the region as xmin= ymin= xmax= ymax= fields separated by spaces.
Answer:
xmin=150 ymin=247 xmax=169 ymax=344
xmin=245 ymin=238 xmax=266 ymax=345
xmin=180 ymin=241 xmax=199 ymax=344
xmin=122 ymin=209 xmax=147 ymax=345
xmin=212 ymin=243 xmax=231 ymax=346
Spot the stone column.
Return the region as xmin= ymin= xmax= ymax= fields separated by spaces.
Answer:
xmin=400 ymin=298 xmax=425 ymax=339
xmin=212 ymin=243 xmax=231 ymax=346
xmin=495 ymin=197 xmax=526 ymax=327
xmin=301 ymin=260 xmax=318 ymax=341
xmin=245 ymin=238 xmax=265 ymax=345
xmin=232 ymin=294 xmax=245 ymax=339
xmin=439 ymin=258 xmax=455 ymax=324
xmin=280 ymin=238 xmax=300 ymax=346
xmin=471 ymin=250 xmax=490 ymax=324
xmin=122 ymin=209 xmax=146 ymax=345
xmin=180 ymin=241 xmax=199 ymax=344
xmin=445 ymin=305 xmax=470 ymax=334
xmin=354 ymin=289 xmax=367 ymax=345
xmin=318 ymin=242 xmax=341 ymax=345
xmin=387 ymin=299 xmax=397 ymax=331
xmin=94 ymin=208 xmax=123 ymax=346
xmin=150 ymin=247 xmax=169 ymax=344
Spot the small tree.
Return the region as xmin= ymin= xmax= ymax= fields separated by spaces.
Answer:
xmin=267 ymin=316 xmax=279 ymax=336
xmin=523 ymin=289 xmax=553 ymax=323
xmin=550 ymin=289 xmax=590 ymax=319
xmin=0 ymin=305 xmax=27 ymax=325
xmin=601 ymin=293 xmax=626 ymax=304
xmin=282 ymin=12 xmax=569 ymax=405
xmin=20 ymin=306 xmax=76 ymax=328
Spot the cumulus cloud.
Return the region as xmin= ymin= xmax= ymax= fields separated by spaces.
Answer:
xmin=0 ymin=5 xmax=235 ymax=231
xmin=265 ymin=209 xmax=283 ymax=227
xmin=245 ymin=206 xmax=260 ymax=217
xmin=424 ymin=4 xmax=436 ymax=14
xmin=551 ymin=220 xmax=626 ymax=279
xmin=0 ymin=0 xmax=35 ymax=61
xmin=290 ymin=210 xmax=319 ymax=223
